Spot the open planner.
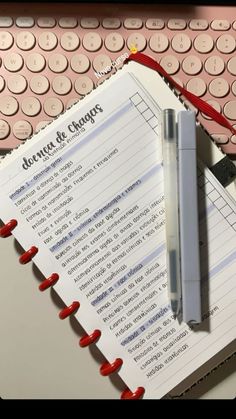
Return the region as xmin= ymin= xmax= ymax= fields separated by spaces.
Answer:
xmin=0 ymin=61 xmax=235 ymax=399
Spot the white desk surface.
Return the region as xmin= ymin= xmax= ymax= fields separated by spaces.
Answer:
xmin=0 ymin=138 xmax=235 ymax=400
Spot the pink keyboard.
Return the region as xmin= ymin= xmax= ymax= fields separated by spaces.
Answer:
xmin=0 ymin=3 xmax=236 ymax=155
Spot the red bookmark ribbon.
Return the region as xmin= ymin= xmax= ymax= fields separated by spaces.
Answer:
xmin=126 ymin=52 xmax=236 ymax=136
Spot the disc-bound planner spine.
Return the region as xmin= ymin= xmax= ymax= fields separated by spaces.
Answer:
xmin=0 ymin=218 xmax=145 ymax=400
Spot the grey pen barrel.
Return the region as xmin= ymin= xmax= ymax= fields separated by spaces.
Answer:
xmin=163 ymin=109 xmax=176 ymax=140
xmin=178 ymin=111 xmax=201 ymax=324
xmin=162 ymin=109 xmax=181 ymax=317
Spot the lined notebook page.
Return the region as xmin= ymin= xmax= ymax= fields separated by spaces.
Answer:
xmin=0 ymin=63 xmax=235 ymax=398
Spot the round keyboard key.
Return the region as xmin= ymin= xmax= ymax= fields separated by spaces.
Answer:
xmin=0 ymin=96 xmax=18 ymax=115
xmin=204 ymin=55 xmax=225 ymax=75
xmin=216 ymin=34 xmax=235 ymax=53
xmin=171 ymin=33 xmax=191 ymax=53
xmin=38 ymin=31 xmax=58 ymax=51
xmin=0 ymin=31 xmax=13 ymax=50
xmin=231 ymin=80 xmax=236 ymax=96
xmin=13 ymin=120 xmax=32 ymax=140
xmin=74 ymin=76 xmax=93 ymax=95
xmin=186 ymin=77 xmax=206 ymax=96
xmin=127 ymin=33 xmax=146 ymax=52
xmin=4 ymin=52 xmax=23 ymax=71
xmin=160 ymin=55 xmax=180 ymax=75
xmin=21 ymin=96 xmax=41 ymax=116
xmin=35 ymin=120 xmax=51 ymax=132
xmin=16 ymin=31 xmax=35 ymax=50
xmin=60 ymin=32 xmax=80 ymax=51
xmin=209 ymin=78 xmax=229 ymax=98
xmin=149 ymin=33 xmax=169 ymax=53
xmin=227 ymin=56 xmax=236 ymax=76
xmin=7 ymin=74 xmax=27 ymax=94
xmin=48 ymin=53 xmax=68 ymax=73
xmin=105 ymin=32 xmax=124 ymax=52
xmin=52 ymin=76 xmax=72 ymax=95
xmin=194 ymin=34 xmax=214 ymax=53
xmin=223 ymin=101 xmax=236 ymax=120
xmin=30 ymin=75 xmax=49 ymax=94
xmin=70 ymin=54 xmax=90 ymax=73
xmin=0 ymin=120 xmax=10 ymax=140
xmin=0 ymin=75 xmax=5 ymax=92
xmin=93 ymin=54 xmax=112 ymax=73
xmin=26 ymin=53 xmax=46 ymax=72
xmin=182 ymin=55 xmax=202 ymax=75
xmin=83 ymin=32 xmax=102 ymax=52
xmin=44 ymin=97 xmax=63 ymax=117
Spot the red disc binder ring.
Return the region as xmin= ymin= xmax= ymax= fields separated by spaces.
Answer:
xmin=0 ymin=219 xmax=18 ymax=238
xmin=19 ymin=246 xmax=38 ymax=264
xmin=59 ymin=301 xmax=80 ymax=319
xmin=39 ymin=273 xmax=59 ymax=291
xmin=100 ymin=358 xmax=123 ymax=376
xmin=121 ymin=386 xmax=145 ymax=400
xmin=79 ymin=329 xmax=101 ymax=347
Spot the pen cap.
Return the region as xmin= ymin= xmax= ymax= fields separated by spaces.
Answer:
xmin=183 ymin=280 xmax=201 ymax=324
xmin=163 ymin=109 xmax=176 ymax=141
xmin=178 ymin=111 xmax=196 ymax=149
